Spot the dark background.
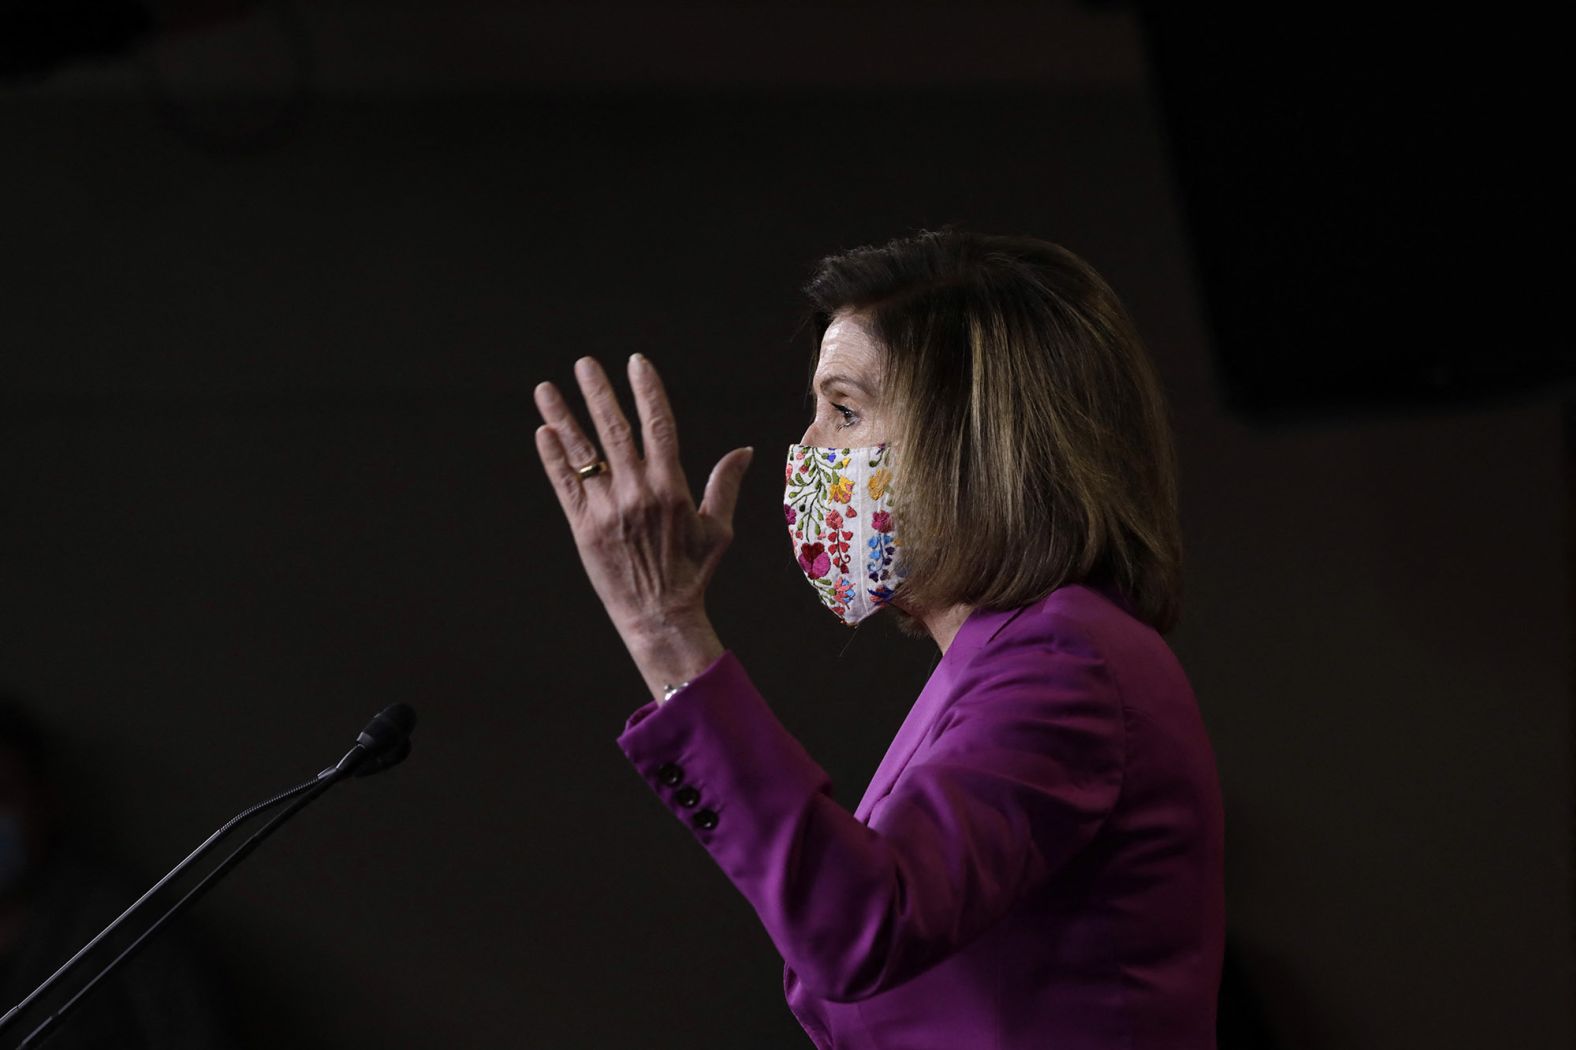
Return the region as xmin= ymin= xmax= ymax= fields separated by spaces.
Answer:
xmin=1 ymin=3 xmax=1570 ymax=1047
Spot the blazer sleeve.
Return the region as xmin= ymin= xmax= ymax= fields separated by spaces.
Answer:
xmin=614 ymin=636 xmax=1125 ymax=1003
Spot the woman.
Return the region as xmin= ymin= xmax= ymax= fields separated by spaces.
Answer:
xmin=532 ymin=228 xmax=1224 ymax=1049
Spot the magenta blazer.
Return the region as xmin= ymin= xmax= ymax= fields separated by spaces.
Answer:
xmin=616 ymin=581 xmax=1225 ymax=1049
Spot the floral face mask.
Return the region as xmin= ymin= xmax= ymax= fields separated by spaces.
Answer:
xmin=784 ymin=443 xmax=907 ymax=626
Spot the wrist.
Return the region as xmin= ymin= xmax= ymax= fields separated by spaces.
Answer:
xmin=618 ymin=606 xmax=712 ymax=644
xmin=618 ymin=612 xmax=725 ymax=702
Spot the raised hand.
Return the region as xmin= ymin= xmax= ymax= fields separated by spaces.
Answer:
xmin=533 ymin=353 xmax=754 ymax=701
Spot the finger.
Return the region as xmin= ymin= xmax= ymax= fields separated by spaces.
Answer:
xmin=534 ymin=380 xmax=603 ymax=474
xmin=698 ymin=446 xmax=755 ymax=528
xmin=574 ymin=356 xmax=641 ymax=476
xmin=627 ymin=353 xmax=685 ymax=491
xmin=534 ymin=424 xmax=590 ymax=520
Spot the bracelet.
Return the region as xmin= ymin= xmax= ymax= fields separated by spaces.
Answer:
xmin=662 ymin=681 xmax=690 ymax=702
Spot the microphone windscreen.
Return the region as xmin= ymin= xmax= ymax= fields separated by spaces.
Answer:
xmin=349 ymin=705 xmax=416 ymax=777
xmin=356 ymin=704 xmax=416 ymax=754
xmin=375 ymin=703 xmax=417 ymax=735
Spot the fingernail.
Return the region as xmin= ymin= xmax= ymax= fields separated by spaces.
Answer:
xmin=630 ymin=352 xmax=647 ymax=370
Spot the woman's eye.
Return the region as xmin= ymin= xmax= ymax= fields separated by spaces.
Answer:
xmin=833 ymin=404 xmax=858 ymax=428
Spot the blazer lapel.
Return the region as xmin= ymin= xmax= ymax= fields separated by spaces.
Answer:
xmin=852 ymin=603 xmax=1029 ymax=824
xmin=853 ymin=660 xmax=955 ymax=823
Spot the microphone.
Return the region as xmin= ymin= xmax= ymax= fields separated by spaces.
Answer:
xmin=333 ymin=702 xmax=416 ymax=778
xmin=0 ymin=704 xmax=418 ymax=1049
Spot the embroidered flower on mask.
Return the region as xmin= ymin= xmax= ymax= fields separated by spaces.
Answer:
xmin=828 ymin=475 xmax=854 ymax=503
xmin=797 ymin=542 xmax=830 ymax=579
xmin=868 ymin=467 xmax=891 ymax=501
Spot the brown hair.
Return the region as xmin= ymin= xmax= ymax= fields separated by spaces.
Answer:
xmin=801 ymin=226 xmax=1184 ymax=634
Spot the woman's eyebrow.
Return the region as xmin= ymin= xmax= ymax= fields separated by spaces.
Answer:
xmin=815 ymin=373 xmax=874 ymax=397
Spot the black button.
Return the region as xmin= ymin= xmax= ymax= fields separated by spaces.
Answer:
xmin=656 ymin=762 xmax=683 ymax=786
xmin=674 ymin=785 xmax=700 ymax=808
xmin=692 ymin=808 xmax=719 ymax=830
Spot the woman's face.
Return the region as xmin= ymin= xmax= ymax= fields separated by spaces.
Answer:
xmin=800 ymin=310 xmax=887 ymax=448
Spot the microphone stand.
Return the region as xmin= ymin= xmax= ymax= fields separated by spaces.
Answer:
xmin=0 ymin=704 xmax=415 ymax=1050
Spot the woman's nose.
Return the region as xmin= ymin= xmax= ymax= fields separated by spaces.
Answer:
xmin=798 ymin=421 xmax=818 ymax=447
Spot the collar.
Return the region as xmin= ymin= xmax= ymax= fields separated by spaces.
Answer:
xmin=944 ymin=578 xmax=1131 ymax=656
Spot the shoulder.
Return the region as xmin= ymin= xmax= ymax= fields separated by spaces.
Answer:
xmin=926 ymin=586 xmax=1131 ymax=782
xmin=963 ymin=583 xmax=1141 ymax=663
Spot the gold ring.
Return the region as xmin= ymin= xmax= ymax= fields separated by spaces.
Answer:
xmin=574 ymin=458 xmax=610 ymax=481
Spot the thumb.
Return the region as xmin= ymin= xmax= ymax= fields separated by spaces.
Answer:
xmin=699 ymin=446 xmax=754 ymax=527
